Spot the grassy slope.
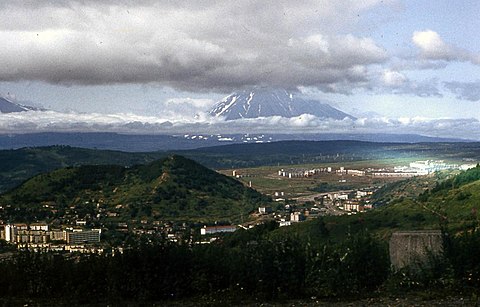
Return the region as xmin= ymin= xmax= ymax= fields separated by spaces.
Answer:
xmin=0 ymin=146 xmax=166 ymax=193
xmin=268 ymin=166 xmax=480 ymax=243
xmin=0 ymin=155 xmax=270 ymax=222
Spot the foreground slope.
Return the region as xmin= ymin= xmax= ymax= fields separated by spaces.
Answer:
xmin=0 ymin=155 xmax=269 ymax=222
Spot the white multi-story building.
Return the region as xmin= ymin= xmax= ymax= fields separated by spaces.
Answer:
xmin=290 ymin=212 xmax=305 ymax=222
xmin=356 ymin=191 xmax=368 ymax=198
xmin=347 ymin=169 xmax=365 ymax=176
xmin=4 ymin=223 xmax=28 ymax=242
xmin=30 ymin=223 xmax=49 ymax=231
xmin=65 ymin=229 xmax=101 ymax=245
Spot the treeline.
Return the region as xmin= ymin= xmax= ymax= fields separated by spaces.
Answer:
xmin=1 ymin=227 xmax=480 ymax=304
xmin=431 ymin=164 xmax=480 ymax=193
xmin=0 ymin=231 xmax=387 ymax=304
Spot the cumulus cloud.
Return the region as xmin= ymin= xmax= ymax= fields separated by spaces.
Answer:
xmin=373 ymin=69 xmax=442 ymax=97
xmin=0 ymin=0 xmax=394 ymax=93
xmin=444 ymin=81 xmax=480 ymax=101
xmin=412 ymin=30 xmax=480 ymax=64
xmin=146 ymin=98 xmax=215 ymax=120
xmin=382 ymin=70 xmax=407 ymax=87
xmin=1 ymin=109 xmax=479 ymax=140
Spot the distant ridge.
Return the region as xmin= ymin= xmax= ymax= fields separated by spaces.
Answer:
xmin=0 ymin=132 xmax=470 ymax=152
xmin=209 ymin=87 xmax=355 ymax=120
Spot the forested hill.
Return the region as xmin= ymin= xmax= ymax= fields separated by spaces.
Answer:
xmin=0 ymin=155 xmax=269 ymax=222
xmin=0 ymin=146 xmax=166 ymax=192
xmin=3 ymin=141 xmax=480 ymax=193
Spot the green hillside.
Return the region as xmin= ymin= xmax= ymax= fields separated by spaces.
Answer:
xmin=0 ymin=146 xmax=166 ymax=193
xmin=419 ymin=164 xmax=480 ymax=231
xmin=0 ymin=155 xmax=269 ymax=223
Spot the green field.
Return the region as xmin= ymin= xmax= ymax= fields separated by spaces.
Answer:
xmin=219 ymin=158 xmax=438 ymax=198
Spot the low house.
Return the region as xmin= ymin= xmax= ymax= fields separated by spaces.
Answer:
xmin=258 ymin=207 xmax=273 ymax=214
xmin=290 ymin=212 xmax=305 ymax=222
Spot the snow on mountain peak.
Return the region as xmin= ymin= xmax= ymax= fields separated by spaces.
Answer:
xmin=209 ymin=88 xmax=355 ymax=120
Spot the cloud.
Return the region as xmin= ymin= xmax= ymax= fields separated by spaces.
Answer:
xmin=1 ymin=109 xmax=479 ymax=140
xmin=373 ymin=69 xmax=442 ymax=97
xmin=444 ymin=81 xmax=480 ymax=101
xmin=382 ymin=70 xmax=407 ymax=87
xmin=0 ymin=1 xmax=394 ymax=93
xmin=145 ymin=98 xmax=215 ymax=120
xmin=412 ymin=30 xmax=480 ymax=64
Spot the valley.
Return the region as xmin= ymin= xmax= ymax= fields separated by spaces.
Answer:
xmin=2 ymin=1 xmax=478 ymax=304
xmin=0 ymin=141 xmax=478 ymax=248
xmin=1 ymin=141 xmax=480 ymax=304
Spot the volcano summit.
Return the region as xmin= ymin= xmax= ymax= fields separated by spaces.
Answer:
xmin=209 ymin=88 xmax=355 ymax=120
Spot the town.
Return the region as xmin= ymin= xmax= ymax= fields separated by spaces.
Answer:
xmin=223 ymin=159 xmax=478 ymax=234
xmin=0 ymin=159 xmax=477 ymax=250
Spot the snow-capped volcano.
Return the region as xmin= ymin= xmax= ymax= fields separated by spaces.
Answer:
xmin=0 ymin=97 xmax=39 ymax=113
xmin=209 ymin=88 xmax=355 ymax=120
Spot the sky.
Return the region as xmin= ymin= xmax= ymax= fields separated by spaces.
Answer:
xmin=0 ymin=0 xmax=480 ymax=138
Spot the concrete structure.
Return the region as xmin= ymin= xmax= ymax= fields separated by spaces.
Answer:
xmin=5 ymin=224 xmax=28 ymax=242
xmin=50 ymin=230 xmax=66 ymax=241
xmin=279 ymin=168 xmax=321 ymax=179
xmin=30 ymin=223 xmax=48 ymax=231
xmin=372 ymin=172 xmax=419 ymax=178
xmin=290 ymin=212 xmax=305 ymax=222
xmin=258 ymin=207 xmax=273 ymax=214
xmin=200 ymin=225 xmax=237 ymax=235
xmin=65 ymin=229 xmax=101 ymax=245
xmin=3 ymin=223 xmax=50 ymax=244
xmin=356 ymin=191 xmax=368 ymax=198
xmin=347 ymin=169 xmax=365 ymax=176
xmin=363 ymin=203 xmax=373 ymax=210
xmin=75 ymin=220 xmax=87 ymax=226
xmin=389 ymin=230 xmax=443 ymax=271
xmin=343 ymin=202 xmax=363 ymax=212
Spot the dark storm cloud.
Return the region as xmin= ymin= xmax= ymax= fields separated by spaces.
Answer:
xmin=0 ymin=0 xmax=394 ymax=93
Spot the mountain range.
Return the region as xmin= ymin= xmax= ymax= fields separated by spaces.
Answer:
xmin=209 ymin=87 xmax=355 ymax=120
xmin=0 ymin=132 xmax=468 ymax=152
